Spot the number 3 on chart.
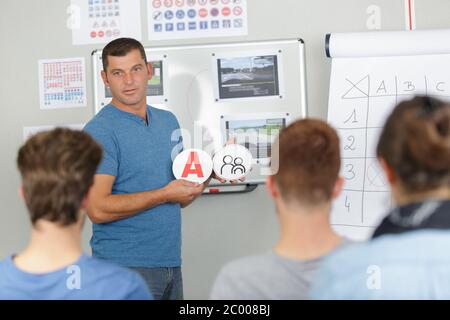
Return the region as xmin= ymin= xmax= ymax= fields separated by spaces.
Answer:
xmin=344 ymin=164 xmax=355 ymax=180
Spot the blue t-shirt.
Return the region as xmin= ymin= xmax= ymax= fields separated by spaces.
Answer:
xmin=0 ymin=254 xmax=152 ymax=299
xmin=84 ymin=105 xmax=183 ymax=268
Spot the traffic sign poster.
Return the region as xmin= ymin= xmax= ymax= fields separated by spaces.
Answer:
xmin=148 ymin=0 xmax=248 ymax=40
xmin=70 ymin=0 xmax=142 ymax=45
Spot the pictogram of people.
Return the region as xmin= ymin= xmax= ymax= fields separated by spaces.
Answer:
xmin=221 ymin=155 xmax=246 ymax=176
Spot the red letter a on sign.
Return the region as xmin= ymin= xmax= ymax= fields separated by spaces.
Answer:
xmin=181 ymin=151 xmax=204 ymax=178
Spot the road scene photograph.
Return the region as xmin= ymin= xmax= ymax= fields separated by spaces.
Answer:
xmin=218 ymin=54 xmax=280 ymax=99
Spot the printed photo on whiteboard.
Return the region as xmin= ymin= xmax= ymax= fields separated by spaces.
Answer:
xmin=216 ymin=55 xmax=280 ymax=100
xmin=70 ymin=0 xmax=142 ymax=45
xmin=93 ymin=52 xmax=169 ymax=113
xmin=221 ymin=113 xmax=290 ymax=161
xmin=104 ymin=60 xmax=164 ymax=98
xmin=38 ymin=57 xmax=87 ymax=110
xmin=147 ymin=60 xmax=164 ymax=96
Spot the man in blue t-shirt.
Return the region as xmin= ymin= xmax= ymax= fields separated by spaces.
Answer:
xmin=84 ymin=38 xmax=223 ymax=300
xmin=0 ymin=128 xmax=152 ymax=299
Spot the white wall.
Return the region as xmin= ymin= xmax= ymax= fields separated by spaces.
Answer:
xmin=1 ymin=0 xmax=449 ymax=299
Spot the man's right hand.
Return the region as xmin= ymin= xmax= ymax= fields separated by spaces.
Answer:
xmin=163 ymin=179 xmax=204 ymax=205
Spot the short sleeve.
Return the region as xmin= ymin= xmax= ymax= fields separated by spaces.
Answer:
xmin=84 ymin=123 xmax=119 ymax=177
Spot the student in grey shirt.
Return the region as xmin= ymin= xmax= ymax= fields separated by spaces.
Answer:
xmin=210 ymin=119 xmax=351 ymax=300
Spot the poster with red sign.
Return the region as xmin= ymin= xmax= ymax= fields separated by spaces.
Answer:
xmin=71 ymin=0 xmax=142 ymax=45
xmin=148 ymin=0 xmax=248 ymax=40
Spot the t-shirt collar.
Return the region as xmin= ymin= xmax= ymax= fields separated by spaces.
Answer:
xmin=110 ymin=104 xmax=151 ymax=127
xmin=5 ymin=254 xmax=87 ymax=280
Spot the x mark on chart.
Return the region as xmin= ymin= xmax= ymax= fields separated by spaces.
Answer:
xmin=342 ymin=75 xmax=370 ymax=99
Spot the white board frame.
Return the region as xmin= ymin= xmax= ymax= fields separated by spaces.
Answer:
xmin=91 ymin=38 xmax=307 ymax=186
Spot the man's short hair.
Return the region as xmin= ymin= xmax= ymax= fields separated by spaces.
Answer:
xmin=272 ymin=119 xmax=341 ymax=205
xmin=17 ymin=128 xmax=102 ymax=226
xmin=102 ymin=37 xmax=147 ymax=71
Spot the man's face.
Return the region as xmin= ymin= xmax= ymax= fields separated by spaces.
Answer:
xmin=102 ymin=49 xmax=152 ymax=108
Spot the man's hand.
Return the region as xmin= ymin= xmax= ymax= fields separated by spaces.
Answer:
xmin=208 ymin=137 xmax=247 ymax=185
xmin=163 ymin=179 xmax=204 ymax=206
xmin=207 ymin=171 xmax=246 ymax=185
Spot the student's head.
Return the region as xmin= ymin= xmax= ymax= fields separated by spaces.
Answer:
xmin=101 ymin=38 xmax=151 ymax=108
xmin=267 ymin=119 xmax=343 ymax=211
xmin=17 ymin=128 xmax=102 ymax=228
xmin=377 ymin=96 xmax=450 ymax=202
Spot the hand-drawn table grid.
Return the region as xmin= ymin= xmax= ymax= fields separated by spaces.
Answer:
xmin=331 ymin=74 xmax=450 ymax=228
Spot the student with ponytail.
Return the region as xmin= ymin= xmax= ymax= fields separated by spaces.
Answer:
xmin=311 ymin=96 xmax=450 ymax=299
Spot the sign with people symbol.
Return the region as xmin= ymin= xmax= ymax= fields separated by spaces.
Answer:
xmin=212 ymin=144 xmax=253 ymax=181
xmin=172 ymin=144 xmax=253 ymax=184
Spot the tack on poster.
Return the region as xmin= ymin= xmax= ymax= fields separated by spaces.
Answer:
xmin=147 ymin=0 xmax=248 ymax=40
xmin=38 ymin=57 xmax=87 ymax=110
xmin=70 ymin=0 xmax=142 ymax=45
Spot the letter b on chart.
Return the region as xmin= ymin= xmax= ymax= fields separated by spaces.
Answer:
xmin=172 ymin=149 xmax=213 ymax=184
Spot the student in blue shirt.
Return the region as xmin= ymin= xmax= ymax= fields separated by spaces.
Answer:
xmin=0 ymin=128 xmax=152 ymax=299
xmin=84 ymin=38 xmax=228 ymax=300
xmin=311 ymin=96 xmax=450 ymax=299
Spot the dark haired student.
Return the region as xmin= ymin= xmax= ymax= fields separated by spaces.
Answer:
xmin=0 ymin=129 xmax=152 ymax=299
xmin=311 ymin=96 xmax=450 ymax=299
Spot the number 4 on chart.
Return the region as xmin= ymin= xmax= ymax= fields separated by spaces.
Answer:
xmin=345 ymin=196 xmax=351 ymax=213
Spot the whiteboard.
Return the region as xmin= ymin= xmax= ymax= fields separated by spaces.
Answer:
xmin=326 ymin=29 xmax=450 ymax=240
xmin=92 ymin=38 xmax=307 ymax=186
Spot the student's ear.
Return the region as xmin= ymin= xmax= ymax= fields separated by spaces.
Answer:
xmin=101 ymin=70 xmax=109 ymax=88
xmin=331 ymin=176 xmax=344 ymax=200
xmin=266 ymin=176 xmax=279 ymax=199
xmin=18 ymin=185 xmax=25 ymax=200
xmin=80 ymin=187 xmax=91 ymax=210
xmin=147 ymin=63 xmax=153 ymax=81
xmin=378 ymin=157 xmax=396 ymax=185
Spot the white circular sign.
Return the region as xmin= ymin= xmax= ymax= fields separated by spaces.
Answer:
xmin=172 ymin=149 xmax=213 ymax=184
xmin=212 ymin=144 xmax=253 ymax=180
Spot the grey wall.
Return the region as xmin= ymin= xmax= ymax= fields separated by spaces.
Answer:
xmin=1 ymin=0 xmax=450 ymax=299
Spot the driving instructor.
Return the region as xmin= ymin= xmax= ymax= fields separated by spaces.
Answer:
xmin=84 ymin=38 xmax=222 ymax=300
